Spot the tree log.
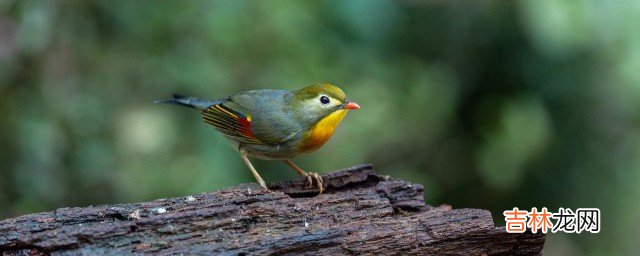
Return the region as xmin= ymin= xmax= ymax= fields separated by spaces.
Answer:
xmin=0 ymin=164 xmax=545 ymax=255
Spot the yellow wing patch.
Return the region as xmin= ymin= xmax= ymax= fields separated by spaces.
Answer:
xmin=202 ymin=104 xmax=263 ymax=144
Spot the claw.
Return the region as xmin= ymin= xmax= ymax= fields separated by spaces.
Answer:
xmin=283 ymin=160 xmax=325 ymax=194
xmin=309 ymin=172 xmax=324 ymax=194
xmin=304 ymin=174 xmax=313 ymax=188
xmin=300 ymin=172 xmax=324 ymax=193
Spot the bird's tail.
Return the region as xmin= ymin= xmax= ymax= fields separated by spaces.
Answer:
xmin=154 ymin=94 xmax=224 ymax=110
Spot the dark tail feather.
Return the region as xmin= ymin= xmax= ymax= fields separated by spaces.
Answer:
xmin=154 ymin=94 xmax=225 ymax=110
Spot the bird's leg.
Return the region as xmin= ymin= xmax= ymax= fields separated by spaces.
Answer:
xmin=239 ymin=151 xmax=268 ymax=190
xmin=283 ymin=159 xmax=324 ymax=194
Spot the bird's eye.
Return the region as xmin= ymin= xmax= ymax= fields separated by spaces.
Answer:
xmin=319 ymin=95 xmax=330 ymax=105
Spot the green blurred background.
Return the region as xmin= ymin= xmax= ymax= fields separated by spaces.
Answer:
xmin=1 ymin=0 xmax=638 ymax=255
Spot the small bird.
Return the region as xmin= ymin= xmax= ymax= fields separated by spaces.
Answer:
xmin=155 ymin=83 xmax=360 ymax=193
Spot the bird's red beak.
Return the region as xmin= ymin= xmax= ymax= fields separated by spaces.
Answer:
xmin=345 ymin=101 xmax=360 ymax=110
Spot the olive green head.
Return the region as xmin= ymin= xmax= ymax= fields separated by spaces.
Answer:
xmin=294 ymin=83 xmax=346 ymax=102
xmin=291 ymin=83 xmax=359 ymax=125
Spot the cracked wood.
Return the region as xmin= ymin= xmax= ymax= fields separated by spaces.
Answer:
xmin=0 ymin=164 xmax=545 ymax=255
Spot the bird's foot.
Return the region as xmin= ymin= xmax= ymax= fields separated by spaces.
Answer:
xmin=302 ymin=172 xmax=324 ymax=194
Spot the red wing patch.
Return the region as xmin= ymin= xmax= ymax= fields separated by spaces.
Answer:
xmin=202 ymin=104 xmax=263 ymax=144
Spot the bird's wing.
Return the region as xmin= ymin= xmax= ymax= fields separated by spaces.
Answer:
xmin=201 ymin=101 xmax=265 ymax=145
xmin=232 ymin=90 xmax=305 ymax=145
xmin=202 ymin=90 xmax=304 ymax=145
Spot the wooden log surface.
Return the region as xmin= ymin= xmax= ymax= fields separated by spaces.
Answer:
xmin=0 ymin=164 xmax=545 ymax=255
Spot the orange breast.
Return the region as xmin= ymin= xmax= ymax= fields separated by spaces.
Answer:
xmin=300 ymin=109 xmax=348 ymax=152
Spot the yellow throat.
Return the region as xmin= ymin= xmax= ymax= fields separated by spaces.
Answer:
xmin=300 ymin=109 xmax=349 ymax=152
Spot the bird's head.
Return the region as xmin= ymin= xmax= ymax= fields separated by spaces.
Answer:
xmin=292 ymin=83 xmax=360 ymax=124
xmin=291 ymin=83 xmax=359 ymax=152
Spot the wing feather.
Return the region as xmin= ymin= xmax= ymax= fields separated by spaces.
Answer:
xmin=201 ymin=104 xmax=264 ymax=144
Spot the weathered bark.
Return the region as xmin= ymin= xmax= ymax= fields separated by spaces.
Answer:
xmin=0 ymin=164 xmax=545 ymax=255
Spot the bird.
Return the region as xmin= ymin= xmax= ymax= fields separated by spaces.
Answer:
xmin=155 ymin=83 xmax=360 ymax=193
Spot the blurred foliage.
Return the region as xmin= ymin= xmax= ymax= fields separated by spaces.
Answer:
xmin=1 ymin=0 xmax=639 ymax=255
